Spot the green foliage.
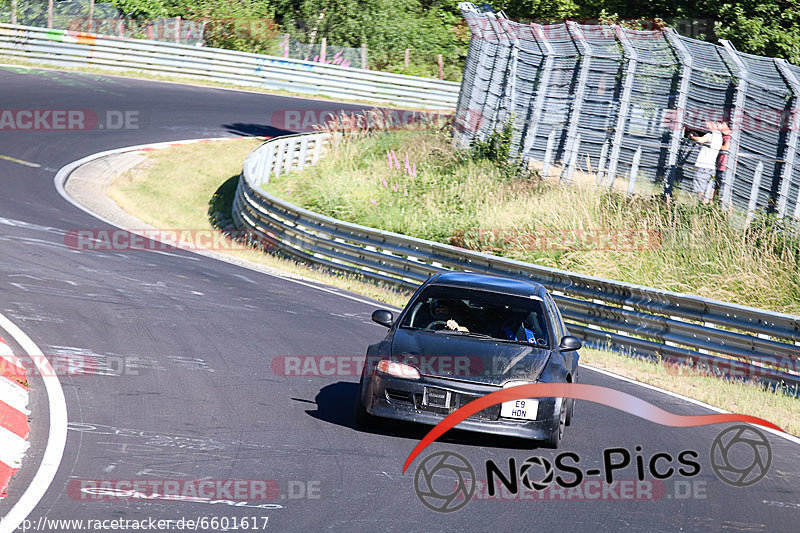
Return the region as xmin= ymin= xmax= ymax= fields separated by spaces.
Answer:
xmin=107 ymin=0 xmax=800 ymax=73
xmin=111 ymin=0 xmax=168 ymax=19
xmin=273 ymin=0 xmax=468 ymax=74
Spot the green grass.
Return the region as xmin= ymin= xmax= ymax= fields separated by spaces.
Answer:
xmin=264 ymin=130 xmax=800 ymax=315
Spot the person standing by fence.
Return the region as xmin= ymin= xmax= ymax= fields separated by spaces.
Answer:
xmin=714 ymin=121 xmax=732 ymax=201
xmin=688 ymin=121 xmax=724 ymax=203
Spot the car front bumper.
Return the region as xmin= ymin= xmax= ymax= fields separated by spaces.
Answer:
xmin=362 ymin=373 xmax=561 ymax=441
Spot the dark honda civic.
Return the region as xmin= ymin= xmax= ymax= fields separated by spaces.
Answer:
xmin=355 ymin=271 xmax=581 ymax=448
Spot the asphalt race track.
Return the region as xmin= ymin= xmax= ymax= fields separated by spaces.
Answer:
xmin=0 ymin=66 xmax=798 ymax=532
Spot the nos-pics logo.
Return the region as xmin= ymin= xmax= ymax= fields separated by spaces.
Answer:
xmin=413 ymin=425 xmax=772 ymax=513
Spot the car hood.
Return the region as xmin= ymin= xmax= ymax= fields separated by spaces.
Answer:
xmin=390 ymin=328 xmax=552 ymax=385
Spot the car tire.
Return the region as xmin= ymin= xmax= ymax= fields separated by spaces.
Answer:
xmin=543 ymin=400 xmax=566 ymax=449
xmin=565 ymin=398 xmax=575 ymax=426
xmin=353 ymin=381 xmax=375 ymax=429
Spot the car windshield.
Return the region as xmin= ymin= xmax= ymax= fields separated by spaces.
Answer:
xmin=399 ymin=285 xmax=550 ymax=347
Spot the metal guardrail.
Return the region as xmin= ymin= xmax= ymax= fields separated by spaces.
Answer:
xmin=0 ymin=23 xmax=459 ymax=110
xmin=233 ymin=132 xmax=800 ymax=394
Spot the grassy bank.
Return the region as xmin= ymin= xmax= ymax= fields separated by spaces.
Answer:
xmin=106 ymin=138 xmax=411 ymax=309
xmin=106 ymin=137 xmax=799 ymax=436
xmin=263 ymin=130 xmax=800 ymax=315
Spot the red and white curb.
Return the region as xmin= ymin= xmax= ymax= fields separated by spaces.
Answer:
xmin=0 ymin=336 xmax=30 ymax=499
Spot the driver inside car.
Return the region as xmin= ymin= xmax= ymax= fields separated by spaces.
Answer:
xmin=429 ymin=298 xmax=471 ymax=332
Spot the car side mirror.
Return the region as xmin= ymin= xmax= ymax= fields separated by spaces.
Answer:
xmin=558 ymin=335 xmax=582 ymax=352
xmin=372 ymin=309 xmax=394 ymax=328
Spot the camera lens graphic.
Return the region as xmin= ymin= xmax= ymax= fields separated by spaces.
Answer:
xmin=519 ymin=456 xmax=554 ymax=491
xmin=710 ymin=425 xmax=772 ymax=487
xmin=414 ymin=451 xmax=475 ymax=512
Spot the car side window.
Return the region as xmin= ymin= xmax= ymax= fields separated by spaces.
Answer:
xmin=544 ymin=294 xmax=565 ymax=341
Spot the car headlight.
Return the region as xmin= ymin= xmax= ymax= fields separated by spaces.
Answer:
xmin=377 ymin=359 xmax=421 ymax=380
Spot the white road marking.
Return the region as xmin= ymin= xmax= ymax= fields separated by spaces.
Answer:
xmin=580 ymin=363 xmax=800 ymax=445
xmin=0 ymin=313 xmax=68 ymax=533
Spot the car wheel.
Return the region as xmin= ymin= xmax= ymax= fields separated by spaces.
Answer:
xmin=543 ymin=400 xmax=566 ymax=449
xmin=565 ymin=398 xmax=575 ymax=426
xmin=353 ymin=381 xmax=375 ymax=429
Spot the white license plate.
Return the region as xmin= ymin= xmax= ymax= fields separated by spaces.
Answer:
xmin=500 ymin=399 xmax=539 ymax=420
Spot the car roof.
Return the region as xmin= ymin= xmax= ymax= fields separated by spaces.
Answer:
xmin=428 ymin=271 xmax=548 ymax=299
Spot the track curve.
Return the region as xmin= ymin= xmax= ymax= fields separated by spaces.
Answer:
xmin=0 ymin=66 xmax=798 ymax=532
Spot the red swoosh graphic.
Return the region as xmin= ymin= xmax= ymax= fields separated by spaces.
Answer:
xmin=402 ymin=383 xmax=783 ymax=473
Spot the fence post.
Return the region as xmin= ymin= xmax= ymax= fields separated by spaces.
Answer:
xmin=627 ymin=146 xmax=642 ymax=196
xmin=11 ymin=0 xmax=17 ymax=25
xmin=719 ymin=40 xmax=749 ymax=209
xmin=774 ymin=58 xmax=800 ymax=218
xmin=606 ymin=25 xmax=638 ymax=187
xmin=175 ymin=17 xmax=182 ymax=44
xmin=484 ymin=13 xmax=510 ymax=135
xmin=566 ymin=134 xmax=581 ymax=182
xmin=87 ymin=0 xmax=94 ymax=32
xmin=404 ymin=48 xmax=410 ymax=68
xmin=497 ymin=16 xmax=520 ymax=132
xmin=438 ymin=54 xmax=444 ymax=80
xmin=560 ymin=22 xmax=592 ymax=184
xmin=745 ymin=162 xmax=764 ymax=226
xmin=48 ymin=0 xmax=53 ymax=29
xmin=542 ymin=130 xmax=556 ymax=178
xmin=360 ymin=44 xmax=367 ymax=69
xmin=663 ymin=28 xmax=693 ymax=196
xmin=596 ymin=139 xmax=609 ymax=185
xmin=520 ymin=23 xmax=555 ymax=160
xmin=320 ymin=38 xmax=327 ymax=63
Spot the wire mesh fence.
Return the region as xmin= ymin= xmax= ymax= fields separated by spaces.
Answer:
xmin=454 ymin=2 xmax=800 ymax=218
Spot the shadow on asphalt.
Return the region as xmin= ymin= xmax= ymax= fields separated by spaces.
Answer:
xmin=305 ymin=381 xmax=546 ymax=450
xmin=223 ymin=123 xmax=294 ymax=137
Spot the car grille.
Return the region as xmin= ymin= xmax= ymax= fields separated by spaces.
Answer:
xmin=415 ymin=389 xmax=500 ymax=421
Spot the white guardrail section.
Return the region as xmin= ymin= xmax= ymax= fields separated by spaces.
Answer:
xmin=234 ymin=132 xmax=800 ymax=394
xmin=0 ymin=23 xmax=460 ymax=110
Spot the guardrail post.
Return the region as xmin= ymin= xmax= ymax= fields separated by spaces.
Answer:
xmin=297 ymin=137 xmax=310 ymax=171
xmin=774 ymin=58 xmax=800 ymax=218
xmin=520 ymin=23 xmax=555 ymax=161
xmin=719 ymin=40 xmax=749 ymax=209
xmin=745 ymin=161 xmax=764 ymax=226
xmin=260 ymin=143 xmax=276 ymax=185
xmin=627 ymin=146 xmax=642 ymax=196
xmin=596 ymin=139 xmax=609 ymax=186
xmin=606 ymin=25 xmax=638 ymax=187
xmin=274 ymin=139 xmax=289 ymax=178
xmin=560 ymin=22 xmax=592 ymax=184
xmin=663 ymin=28 xmax=693 ymax=196
xmin=312 ymin=134 xmax=326 ymax=165
xmin=542 ymin=129 xmax=556 ymax=178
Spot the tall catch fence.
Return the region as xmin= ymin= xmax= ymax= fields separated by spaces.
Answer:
xmin=455 ymin=2 xmax=800 ymax=217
